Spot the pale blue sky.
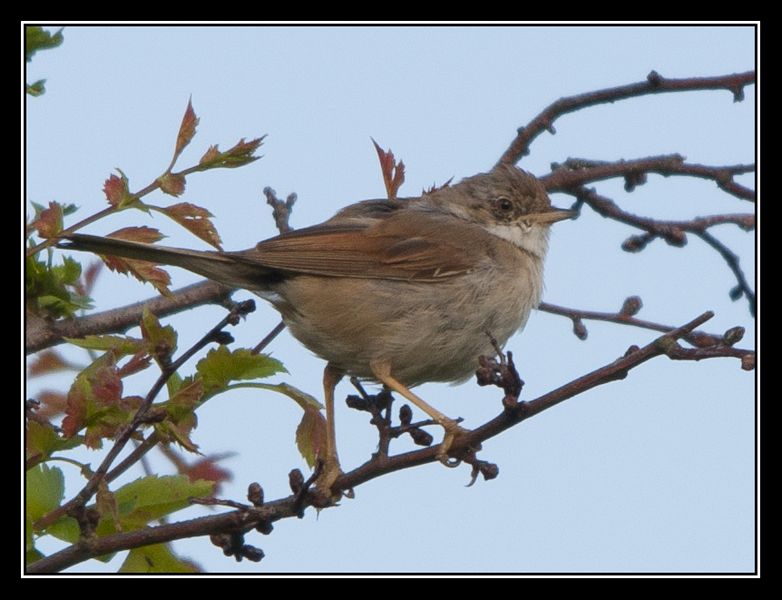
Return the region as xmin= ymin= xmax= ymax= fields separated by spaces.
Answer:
xmin=26 ymin=25 xmax=756 ymax=574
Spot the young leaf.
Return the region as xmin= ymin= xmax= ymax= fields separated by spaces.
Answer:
xmin=26 ymin=420 xmax=81 ymax=462
xmin=196 ymin=347 xmax=286 ymax=394
xmin=372 ymin=138 xmax=406 ymax=199
xmin=26 ymin=464 xmax=65 ymax=522
xmin=140 ymin=308 xmax=178 ymax=360
xmin=27 ymin=80 xmax=46 ymax=96
xmin=65 ymin=334 xmax=145 ymax=356
xmin=172 ymin=99 xmax=199 ymax=165
xmin=197 ymin=137 xmax=265 ymax=170
xmin=259 ymin=382 xmax=323 ymax=410
xmin=108 ymin=226 xmax=165 ymax=244
xmin=182 ymin=455 xmax=233 ymax=492
xmin=157 ymin=172 xmax=186 ymax=197
xmin=26 ymin=252 xmax=92 ymax=318
xmin=199 ymin=144 xmax=220 ymax=166
xmin=61 ymin=353 xmax=139 ymax=448
xmin=249 ymin=383 xmax=324 ymax=469
xmin=96 ymin=479 xmax=119 ymax=525
xmin=120 ymin=543 xmax=199 ymax=573
xmin=103 ymin=171 xmax=134 ymax=207
xmin=96 ymin=228 xmax=172 ymax=294
xmin=31 ymin=201 xmax=64 ymax=238
xmin=27 ymin=349 xmax=73 ymax=377
xmin=161 ymin=202 xmax=223 ymax=249
xmin=25 ymin=26 xmax=64 ymax=62
xmin=296 ymin=406 xmax=327 ymax=469
xmin=113 ymin=475 xmax=214 ymax=529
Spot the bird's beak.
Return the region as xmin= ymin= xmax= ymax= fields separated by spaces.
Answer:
xmin=527 ymin=207 xmax=577 ymax=224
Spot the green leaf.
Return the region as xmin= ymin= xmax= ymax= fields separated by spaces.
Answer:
xmin=258 ymin=382 xmax=323 ymax=410
xmin=113 ymin=475 xmax=214 ymax=529
xmin=120 ymin=543 xmax=199 ymax=573
xmin=65 ymin=334 xmax=144 ymax=356
xmin=296 ymin=406 xmax=327 ymax=469
xmin=46 ymin=516 xmax=81 ymax=543
xmin=246 ymin=383 xmax=324 ymax=468
xmin=196 ymin=347 xmax=286 ymax=394
xmin=25 ymin=514 xmax=41 ymax=564
xmin=25 ymin=26 xmax=64 ymax=62
xmin=26 ymin=464 xmax=64 ymax=522
xmin=140 ymin=307 xmax=177 ymax=360
xmin=26 ymin=420 xmax=81 ymax=461
xmin=27 ymin=80 xmax=46 ymax=96
xmin=196 ymin=136 xmax=265 ymax=170
xmin=26 ymin=253 xmax=94 ymax=319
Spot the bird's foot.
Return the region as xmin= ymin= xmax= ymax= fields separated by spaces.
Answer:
xmin=312 ymin=456 xmax=348 ymax=504
xmin=436 ymin=419 xmax=470 ymax=468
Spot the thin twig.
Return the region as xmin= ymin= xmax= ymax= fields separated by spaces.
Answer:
xmin=29 ymin=311 xmax=731 ymax=573
xmin=542 ymin=155 xmax=755 ymax=202
xmin=498 ymin=70 xmax=755 ymax=165
xmin=33 ymin=302 xmax=254 ymax=531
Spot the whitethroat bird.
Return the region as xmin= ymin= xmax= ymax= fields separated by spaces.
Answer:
xmin=61 ymin=164 xmax=574 ymax=494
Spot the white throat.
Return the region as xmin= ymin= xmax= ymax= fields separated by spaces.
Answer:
xmin=484 ymin=223 xmax=550 ymax=259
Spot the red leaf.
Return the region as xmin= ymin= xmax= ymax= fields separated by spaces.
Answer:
xmin=117 ymin=352 xmax=152 ymax=378
xmin=108 ymin=226 xmax=165 ymax=244
xmin=199 ymin=144 xmax=220 ymax=166
xmin=90 ymin=366 xmax=122 ymax=406
xmin=102 ymin=257 xmax=172 ymax=295
xmin=157 ymin=172 xmax=186 ymax=197
xmin=32 ymin=201 xmax=63 ymax=238
xmin=103 ymin=172 xmax=132 ymax=207
xmin=28 ymin=349 xmax=70 ymax=377
xmin=80 ymin=260 xmax=103 ymax=295
xmin=62 ymin=378 xmax=88 ymax=438
xmin=35 ymin=390 xmax=68 ymax=419
xmin=174 ymin=98 xmax=199 ymax=161
xmin=371 ymin=138 xmax=405 ymax=199
xmin=184 ymin=455 xmax=233 ymax=493
xmin=162 ymin=202 xmax=222 ymax=249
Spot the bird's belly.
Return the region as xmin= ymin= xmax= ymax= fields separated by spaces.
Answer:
xmin=268 ymin=266 xmax=540 ymax=387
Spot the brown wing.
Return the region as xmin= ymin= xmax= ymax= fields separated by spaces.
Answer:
xmin=232 ymin=212 xmax=476 ymax=282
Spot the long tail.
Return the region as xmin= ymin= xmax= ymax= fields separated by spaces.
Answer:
xmin=59 ymin=234 xmax=273 ymax=290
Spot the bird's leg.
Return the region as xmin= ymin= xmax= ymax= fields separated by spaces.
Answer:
xmin=315 ymin=364 xmax=345 ymax=497
xmin=370 ymin=359 xmax=467 ymax=467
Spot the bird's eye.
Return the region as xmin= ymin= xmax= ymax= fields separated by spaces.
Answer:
xmin=496 ymin=197 xmax=513 ymax=212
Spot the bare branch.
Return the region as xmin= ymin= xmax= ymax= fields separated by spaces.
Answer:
xmin=498 ymin=70 xmax=755 ymax=166
xmin=28 ymin=311 xmax=751 ymax=573
xmin=542 ymin=155 xmax=756 ymax=202
xmin=559 ymin=186 xmax=756 ymax=315
xmin=263 ymin=187 xmax=296 ymax=234
xmin=538 ymin=300 xmax=753 ymax=367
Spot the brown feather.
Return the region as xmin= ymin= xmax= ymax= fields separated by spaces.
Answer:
xmin=233 ymin=212 xmax=478 ymax=282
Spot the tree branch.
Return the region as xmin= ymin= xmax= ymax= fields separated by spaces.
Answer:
xmin=32 ymin=301 xmax=256 ymax=532
xmin=29 ymin=310 xmax=755 ymax=573
xmin=26 ymin=280 xmax=233 ymax=355
xmin=497 ymin=70 xmax=755 ymax=165
xmin=541 ymin=155 xmax=755 ymax=202
xmin=538 ymin=300 xmax=753 ymax=368
xmin=558 ymin=186 xmax=756 ymax=315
